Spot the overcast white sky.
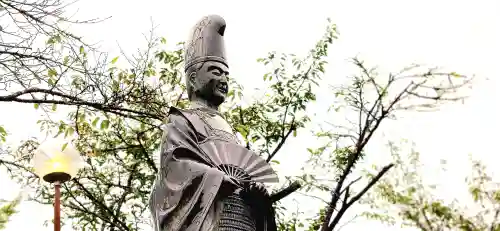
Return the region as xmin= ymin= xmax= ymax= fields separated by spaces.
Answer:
xmin=1 ymin=0 xmax=499 ymax=230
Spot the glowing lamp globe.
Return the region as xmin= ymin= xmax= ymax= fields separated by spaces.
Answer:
xmin=33 ymin=140 xmax=83 ymax=183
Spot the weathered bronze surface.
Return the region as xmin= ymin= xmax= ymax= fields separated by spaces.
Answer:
xmin=149 ymin=15 xmax=279 ymax=231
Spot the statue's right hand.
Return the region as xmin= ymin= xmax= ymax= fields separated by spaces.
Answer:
xmin=223 ymin=174 xmax=241 ymax=188
xmin=219 ymin=174 xmax=241 ymax=196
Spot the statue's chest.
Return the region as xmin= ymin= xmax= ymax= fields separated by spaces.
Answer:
xmin=198 ymin=112 xmax=233 ymax=134
xmin=191 ymin=110 xmax=239 ymax=143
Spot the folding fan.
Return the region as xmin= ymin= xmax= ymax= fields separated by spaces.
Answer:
xmin=199 ymin=141 xmax=279 ymax=184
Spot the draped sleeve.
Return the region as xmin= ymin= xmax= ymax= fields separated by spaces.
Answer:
xmin=149 ymin=108 xmax=224 ymax=231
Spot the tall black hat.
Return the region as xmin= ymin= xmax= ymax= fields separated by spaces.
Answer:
xmin=184 ymin=15 xmax=228 ymax=72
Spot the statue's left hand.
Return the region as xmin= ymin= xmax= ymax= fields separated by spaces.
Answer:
xmin=248 ymin=183 xmax=269 ymax=197
xmin=243 ymin=183 xmax=273 ymax=217
xmin=243 ymin=182 xmax=272 ymax=208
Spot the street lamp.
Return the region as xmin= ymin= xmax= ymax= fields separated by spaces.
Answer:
xmin=33 ymin=139 xmax=83 ymax=231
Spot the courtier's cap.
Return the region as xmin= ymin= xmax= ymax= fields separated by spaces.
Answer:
xmin=184 ymin=15 xmax=228 ymax=72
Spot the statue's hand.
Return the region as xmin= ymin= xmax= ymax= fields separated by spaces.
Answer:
xmin=242 ymin=183 xmax=272 ymax=212
xmin=223 ymin=174 xmax=241 ymax=187
xmin=243 ymin=183 xmax=271 ymax=204
xmin=219 ymin=174 xmax=241 ymax=196
xmin=248 ymin=183 xmax=269 ymax=197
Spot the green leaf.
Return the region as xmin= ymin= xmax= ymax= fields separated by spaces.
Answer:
xmin=100 ymin=120 xmax=110 ymax=130
xmin=61 ymin=143 xmax=68 ymax=151
xmin=34 ymin=103 xmax=39 ymax=109
xmin=271 ymin=160 xmax=280 ymax=164
xmin=91 ymin=117 xmax=100 ymax=127
xmin=79 ymin=46 xmax=84 ymax=54
xmin=470 ymin=187 xmax=481 ymax=201
xmin=65 ymin=127 xmax=74 ymax=137
xmin=63 ymin=56 xmax=70 ymax=65
xmin=48 ymin=69 xmax=57 ymax=77
xmin=46 ymin=35 xmax=61 ymax=45
xmin=51 ymin=104 xmax=57 ymax=111
xmin=47 ymin=78 xmax=56 ymax=86
xmin=48 ymin=78 xmax=55 ymax=86
xmin=235 ymin=125 xmax=248 ymax=138
xmin=111 ymin=56 xmax=119 ymax=64
xmin=0 ymin=195 xmax=21 ymax=229
xmin=0 ymin=126 xmax=6 ymax=136
xmin=493 ymin=190 xmax=500 ymax=202
xmin=450 ymin=72 xmax=462 ymax=78
xmin=160 ymin=37 xmax=167 ymax=44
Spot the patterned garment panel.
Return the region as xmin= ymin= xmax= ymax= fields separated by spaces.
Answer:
xmin=217 ymin=193 xmax=256 ymax=231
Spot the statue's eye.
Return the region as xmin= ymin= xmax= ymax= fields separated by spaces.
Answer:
xmin=207 ymin=66 xmax=224 ymax=76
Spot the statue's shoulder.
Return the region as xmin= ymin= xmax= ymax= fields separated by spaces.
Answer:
xmin=167 ymin=106 xmax=210 ymax=138
xmin=168 ymin=106 xmax=198 ymax=120
xmin=167 ymin=106 xmax=204 ymax=128
xmin=168 ymin=106 xmax=185 ymax=117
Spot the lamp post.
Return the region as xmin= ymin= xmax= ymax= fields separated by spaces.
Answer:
xmin=33 ymin=139 xmax=83 ymax=231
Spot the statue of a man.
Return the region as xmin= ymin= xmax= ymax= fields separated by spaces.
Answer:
xmin=149 ymin=15 xmax=278 ymax=231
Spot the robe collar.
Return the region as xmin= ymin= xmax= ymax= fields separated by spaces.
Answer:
xmin=190 ymin=101 xmax=222 ymax=117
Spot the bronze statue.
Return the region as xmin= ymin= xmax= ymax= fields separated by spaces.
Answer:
xmin=148 ymin=15 xmax=300 ymax=231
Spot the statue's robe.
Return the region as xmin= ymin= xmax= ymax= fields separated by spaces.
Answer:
xmin=149 ymin=106 xmax=276 ymax=231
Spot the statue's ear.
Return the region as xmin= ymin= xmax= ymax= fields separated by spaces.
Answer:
xmin=188 ymin=72 xmax=197 ymax=86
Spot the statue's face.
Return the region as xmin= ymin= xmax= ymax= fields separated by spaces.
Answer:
xmin=190 ymin=61 xmax=229 ymax=106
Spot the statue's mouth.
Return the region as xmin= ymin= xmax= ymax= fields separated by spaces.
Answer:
xmin=216 ymin=82 xmax=228 ymax=94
